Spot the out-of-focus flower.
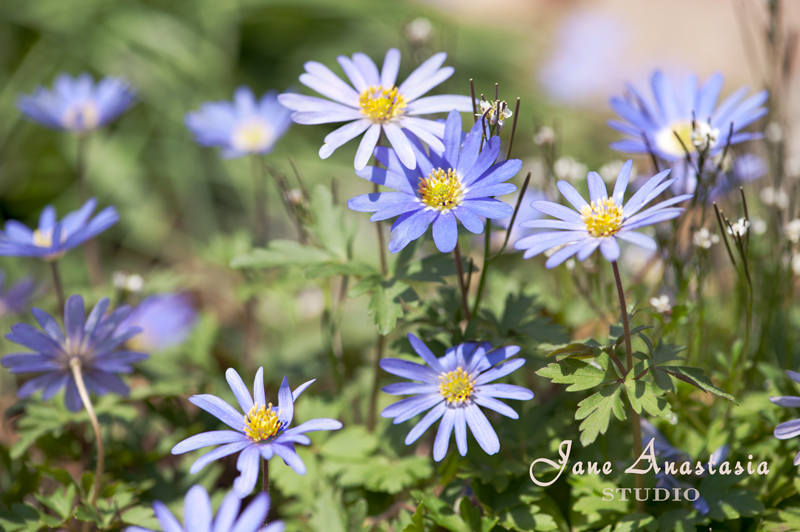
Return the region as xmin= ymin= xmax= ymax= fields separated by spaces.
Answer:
xmin=693 ymin=228 xmax=719 ymax=249
xmin=650 ymin=295 xmax=671 ymax=313
xmin=185 ymin=87 xmax=291 ymax=159
xmin=113 ymin=272 xmax=144 ymax=294
xmin=762 ymin=187 xmax=790 ymax=210
xmin=0 ymin=273 xmax=35 ymax=317
xmin=514 ymin=161 xmax=692 ymax=268
xmin=609 ymin=71 xmax=767 ymax=161
xmin=171 ymin=369 xmax=342 ymax=497
xmin=727 ymin=218 xmax=750 ymax=237
xmin=278 ymin=49 xmax=472 ymax=170
xmin=0 ymin=198 xmax=118 ymax=261
xmin=751 ymin=217 xmax=767 ymax=236
xmin=405 ymin=18 xmax=433 ymax=46
xmin=381 ymin=334 xmax=533 ymax=461
xmin=533 ymin=126 xmax=555 ymax=146
xmin=124 ymin=485 xmax=283 ymax=532
xmin=765 ymin=121 xmax=783 ymax=143
xmin=785 ymin=219 xmax=800 ymax=243
xmin=120 ymin=294 xmax=197 ymax=352
xmin=771 ymin=370 xmax=800 ymax=464
xmin=672 ymin=153 xmax=767 ymax=198
xmin=347 ymin=110 xmax=519 ymax=253
xmin=18 ymin=73 xmax=135 ymax=133
xmin=553 ymin=157 xmax=587 ymax=183
xmin=598 ymin=160 xmax=635 ymax=185
xmin=0 ymin=296 xmax=146 ymax=411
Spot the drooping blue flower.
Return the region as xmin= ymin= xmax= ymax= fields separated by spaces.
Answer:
xmin=18 ymin=73 xmax=135 ymax=133
xmin=0 ymin=272 xmax=36 ymax=317
xmin=0 ymin=295 xmax=147 ymax=411
xmin=171 ymin=368 xmax=342 ymax=498
xmin=120 ymin=293 xmax=197 ymax=352
xmin=608 ymin=71 xmax=767 ymax=162
xmin=771 ymin=370 xmax=800 ymax=465
xmin=514 ymin=160 xmax=692 ymax=268
xmin=380 ymin=333 xmax=533 ymax=462
xmin=347 ymin=110 xmax=520 ymax=253
xmin=278 ymin=48 xmax=473 ymax=170
xmin=125 ymin=484 xmax=284 ymax=532
xmin=0 ymin=198 xmax=118 ymax=261
xmin=185 ymin=87 xmax=292 ymax=159
xmin=641 ymin=419 xmax=730 ymax=516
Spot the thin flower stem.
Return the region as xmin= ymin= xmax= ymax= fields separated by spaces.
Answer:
xmin=252 ymin=155 xmax=268 ymax=246
xmin=50 ymin=261 xmax=65 ymax=314
xmin=505 ymin=98 xmax=521 ymax=160
xmin=69 ymin=359 xmax=104 ymax=506
xmin=469 ymin=79 xmax=477 ymax=122
xmin=470 ymin=227 xmax=491 ymax=319
xmin=367 ymin=333 xmax=385 ymax=432
xmin=611 ymin=261 xmax=644 ymax=514
xmin=453 ymin=243 xmax=471 ymax=321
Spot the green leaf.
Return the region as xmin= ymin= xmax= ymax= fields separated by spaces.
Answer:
xmin=403 ymin=503 xmax=425 ymax=532
xmin=664 ymin=366 xmax=737 ymax=403
xmin=650 ymin=342 xmax=686 ymax=366
xmin=304 ymin=261 xmax=375 ymax=279
xmin=33 ymin=484 xmax=75 ymax=521
xmin=612 ymin=513 xmax=656 ymax=532
xmin=367 ymin=279 xmax=416 ymax=335
xmin=575 ymin=384 xmax=625 ymax=446
xmin=545 ymin=342 xmax=599 ymax=360
xmin=121 ymin=506 xmax=160 ymax=530
xmin=230 ymin=239 xmax=333 ymax=269
xmin=398 ymin=252 xmax=462 ymax=282
xmin=623 ymin=380 xmax=674 ymax=420
xmin=308 ymin=488 xmax=348 ymax=532
xmin=536 ymin=353 xmax=617 ymax=392
xmin=307 ymin=184 xmax=357 ymax=259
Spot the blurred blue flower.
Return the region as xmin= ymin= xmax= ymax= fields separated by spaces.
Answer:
xmin=514 ymin=161 xmax=692 ymax=268
xmin=171 ymin=368 xmax=342 ymax=498
xmin=609 ymin=71 xmax=767 ymax=162
xmin=771 ymin=370 xmax=800 ymax=465
xmin=278 ymin=48 xmax=473 ymax=170
xmin=0 ymin=198 xmax=118 ymax=261
xmin=347 ymin=110 xmax=519 ymax=253
xmin=185 ymin=87 xmax=292 ymax=159
xmin=0 ymin=295 xmax=147 ymax=411
xmin=0 ymin=272 xmax=36 ymax=317
xmin=120 ymin=293 xmax=197 ymax=352
xmin=18 ymin=73 xmax=135 ymax=133
xmin=641 ymin=419 xmax=729 ymax=516
xmin=380 ymin=333 xmax=533 ymax=462
xmin=125 ymin=484 xmax=283 ymax=532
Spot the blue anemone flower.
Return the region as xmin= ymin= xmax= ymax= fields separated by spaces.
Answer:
xmin=608 ymin=71 xmax=767 ymax=162
xmin=0 ymin=295 xmax=147 ymax=411
xmin=0 ymin=198 xmax=118 ymax=261
xmin=120 ymin=293 xmax=197 ymax=352
xmin=125 ymin=484 xmax=284 ymax=532
xmin=347 ymin=110 xmax=520 ymax=253
xmin=185 ymin=87 xmax=292 ymax=159
xmin=18 ymin=73 xmax=135 ymax=133
xmin=278 ymin=48 xmax=473 ymax=170
xmin=380 ymin=334 xmax=533 ymax=461
xmin=514 ymin=160 xmax=692 ymax=268
xmin=0 ymin=272 xmax=36 ymax=317
xmin=641 ymin=419 xmax=730 ymax=516
xmin=770 ymin=370 xmax=800 ymax=465
xmin=171 ymin=368 xmax=342 ymax=498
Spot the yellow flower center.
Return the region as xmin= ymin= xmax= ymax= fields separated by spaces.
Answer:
xmin=580 ymin=198 xmax=624 ymax=237
xmin=32 ymin=228 xmax=53 ymax=248
xmin=655 ymin=120 xmax=695 ymax=157
xmin=418 ymin=168 xmax=464 ymax=212
xmin=62 ymin=101 xmax=100 ymax=132
xmin=359 ymin=85 xmax=406 ymax=123
xmin=439 ymin=367 xmax=474 ymax=405
xmin=231 ymin=120 xmax=274 ymax=153
xmin=244 ymin=403 xmax=283 ymax=442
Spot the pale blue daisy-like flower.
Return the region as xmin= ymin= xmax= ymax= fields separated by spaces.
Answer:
xmin=278 ymin=48 xmax=473 ymax=170
xmin=185 ymin=87 xmax=292 ymax=159
xmin=171 ymin=368 xmax=342 ymax=498
xmin=125 ymin=484 xmax=284 ymax=532
xmin=0 ymin=198 xmax=118 ymax=262
xmin=381 ymin=334 xmax=533 ymax=461
xmin=0 ymin=295 xmax=147 ymax=411
xmin=347 ymin=110 xmax=520 ymax=253
xmin=609 ymin=71 xmax=767 ymax=162
xmin=771 ymin=370 xmax=800 ymax=465
xmin=120 ymin=293 xmax=197 ymax=352
xmin=18 ymin=73 xmax=135 ymax=133
xmin=0 ymin=272 xmax=36 ymax=317
xmin=514 ymin=160 xmax=692 ymax=268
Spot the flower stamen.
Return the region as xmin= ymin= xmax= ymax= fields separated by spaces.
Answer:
xmin=232 ymin=120 xmax=274 ymax=153
xmin=581 ymin=198 xmax=624 ymax=237
xmin=439 ymin=367 xmax=474 ymax=405
xmin=418 ymin=168 xmax=464 ymax=212
xmin=359 ymin=85 xmax=406 ymax=123
xmin=244 ymin=403 xmax=283 ymax=442
xmin=62 ymin=102 xmax=100 ymax=132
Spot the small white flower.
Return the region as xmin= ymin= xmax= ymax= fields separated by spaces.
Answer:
xmin=765 ymin=121 xmax=784 ymax=143
xmin=565 ymin=258 xmax=576 ymax=270
xmin=786 ymin=219 xmax=800 ymax=243
xmin=692 ymin=228 xmax=719 ymax=249
xmin=112 ymin=271 xmax=144 ymax=293
xmin=405 ymin=17 xmax=433 ymax=45
xmin=760 ymin=186 xmax=789 ymax=209
xmin=650 ymin=294 xmax=671 ymax=314
xmin=727 ymin=218 xmax=750 ymax=237
xmin=751 ymin=217 xmax=767 ymax=235
xmin=553 ymin=156 xmax=587 ymax=183
xmin=477 ymin=100 xmax=513 ymax=131
xmin=285 ymin=189 xmax=304 ymax=205
xmin=690 ymin=121 xmax=719 ymax=151
xmin=792 ymin=253 xmax=800 ymax=276
xmin=598 ymin=160 xmax=635 ymax=185
xmin=533 ymin=126 xmax=555 ymax=146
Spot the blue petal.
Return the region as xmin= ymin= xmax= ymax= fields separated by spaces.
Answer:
xmin=432 ymin=212 xmax=458 ymax=253
xmin=464 ymin=404 xmax=500 ymax=455
xmin=433 ymin=408 xmax=456 ymax=461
